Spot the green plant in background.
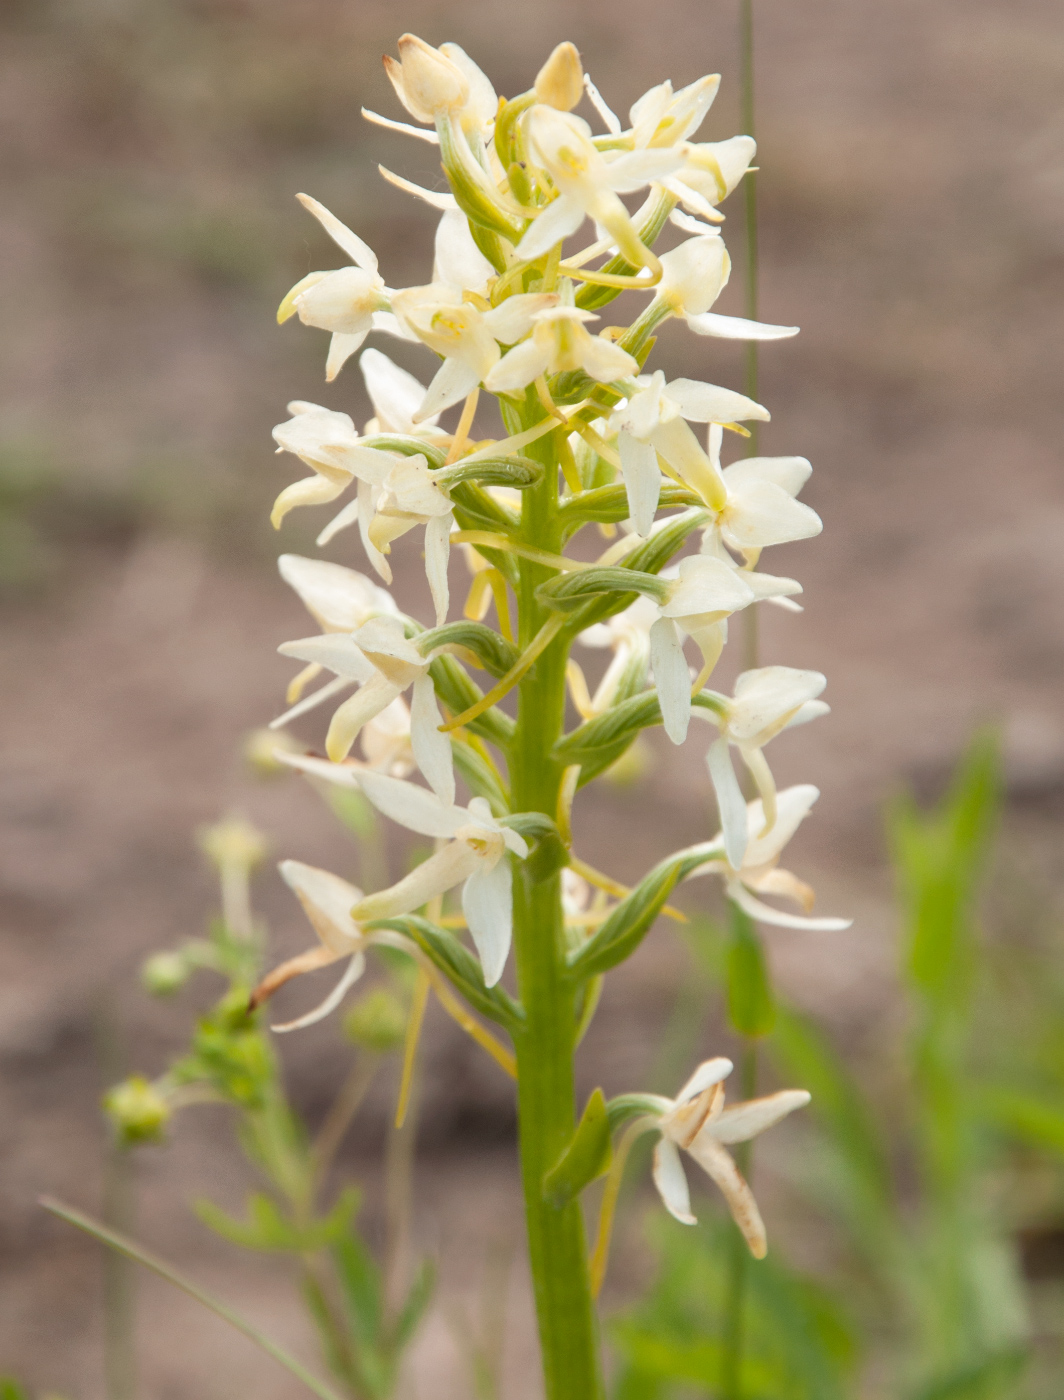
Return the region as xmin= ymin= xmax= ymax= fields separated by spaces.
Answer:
xmin=100 ymin=816 xmax=434 ymax=1400
xmin=612 ymin=733 xmax=1064 ymax=1399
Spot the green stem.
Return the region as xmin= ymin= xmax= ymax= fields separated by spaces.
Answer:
xmin=510 ymin=411 xmax=604 ymax=1400
xmin=721 ymin=1043 xmax=758 ymax=1400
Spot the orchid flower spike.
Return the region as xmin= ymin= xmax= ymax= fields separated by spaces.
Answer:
xmin=277 ymin=196 xmax=393 ymax=381
xmin=699 ymin=667 xmax=830 ymax=869
xmin=278 ymin=761 xmax=529 ymax=987
xmin=249 ymin=861 xmax=408 ymax=1032
xmin=278 ymin=614 xmax=455 ymax=803
xmin=634 ymin=1058 xmax=810 ymax=1256
xmin=690 ymin=785 xmax=852 ymax=931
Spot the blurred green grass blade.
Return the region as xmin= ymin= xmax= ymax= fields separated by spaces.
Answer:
xmin=40 ymin=1197 xmax=346 ymax=1400
xmin=725 ymin=901 xmax=775 ymax=1039
xmin=978 ymin=1085 xmax=1064 ymax=1156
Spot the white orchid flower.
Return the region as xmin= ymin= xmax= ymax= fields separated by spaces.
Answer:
xmin=380 ymin=35 xmax=497 ymax=141
xmin=701 ymin=437 xmax=823 ymax=562
xmin=278 ymin=760 xmax=529 ymax=988
xmin=391 ymin=285 xmax=559 ymax=419
xmin=250 ymin=861 xmax=405 ymax=1032
xmin=636 ymin=1058 xmax=810 ymax=1256
xmin=277 ymin=196 xmax=397 ymax=382
xmin=699 ymin=667 xmax=830 ymax=869
xmin=662 ymin=135 xmax=757 ymax=221
xmin=366 ymin=454 xmax=455 ymax=624
xmin=279 ymin=614 xmax=455 ymax=803
xmin=689 ymin=785 xmax=852 ymax=931
xmin=654 ymin=228 xmax=799 ymax=341
xmin=517 ymin=106 xmax=683 ymax=266
xmin=269 ymin=402 xmax=396 ymax=535
xmin=272 ymin=554 xmax=400 ymax=722
xmin=611 ymin=370 xmax=769 ymax=533
xmin=651 ymin=557 xmax=801 ymax=745
xmin=626 ymin=75 xmax=721 ymax=149
xmin=485 ymin=305 xmax=639 ymax=394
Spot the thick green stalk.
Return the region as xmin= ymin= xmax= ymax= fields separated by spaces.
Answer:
xmin=509 ymin=413 xmax=604 ymax=1400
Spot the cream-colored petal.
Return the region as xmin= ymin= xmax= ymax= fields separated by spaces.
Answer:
xmin=410 ymin=671 xmax=455 ymax=805
xmin=278 ymin=553 xmax=398 ymax=632
xmin=360 ymin=348 xmax=433 ymax=433
xmin=271 ymin=473 xmax=349 ymax=530
xmin=707 ymin=1089 xmax=811 ymax=1145
xmin=326 ymin=674 xmax=404 ymax=761
xmin=278 ymin=633 xmax=376 ymax=683
xmin=272 ymin=952 xmax=367 ymax=1033
xmin=356 ymin=770 xmax=471 ymax=839
xmin=484 ymin=338 xmax=552 ymax=393
xmin=482 ymin=293 xmax=560 ymax=345
xmin=722 ymin=455 xmax=812 ymax=499
xmin=513 ymin=193 xmax=586 ymax=261
xmin=576 ymin=330 xmax=640 ymax=386
xmin=650 ymin=617 xmax=692 ymax=745
xmin=424 ymin=511 xmax=452 ymax=626
xmin=462 ymin=857 xmax=512 ymax=987
xmin=433 ymin=209 xmax=496 ymax=296
xmin=685 ymin=1133 xmax=766 ymax=1258
xmin=727 ymin=877 xmax=852 ymax=931
xmin=741 ymin=784 xmax=820 ymax=868
xmin=721 ymin=480 xmax=822 ymax=551
xmin=418 ymin=355 xmax=483 ymax=420
xmin=317 ymin=497 xmax=361 ymax=547
xmin=618 ymin=430 xmax=661 ymax=537
xmin=269 ymin=674 xmax=354 ymax=730
xmin=687 ymin=312 xmax=798 ymax=340
xmin=739 ymin=745 xmax=777 ymax=834
xmin=326 ymin=330 xmax=368 ymax=382
xmin=652 ymin=1138 xmax=696 ymax=1225
xmin=666 ymin=378 xmax=769 ymax=425
xmin=707 ymin=736 xmax=748 ymax=869
xmin=675 ymin=1057 xmax=734 ymax=1105
xmin=279 ymin=859 xmax=364 ymax=953
xmin=296 ymin=194 xmax=379 ymax=273
xmin=353 ymin=841 xmax=481 ymax=919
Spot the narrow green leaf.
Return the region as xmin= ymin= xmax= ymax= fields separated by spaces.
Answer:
xmin=391 ymin=1259 xmax=436 ymax=1352
xmin=365 ymin=916 xmax=522 ymax=1028
xmin=558 ymin=482 xmax=700 ymax=530
xmin=725 ymin=901 xmax=775 ymax=1038
xmin=537 ymin=566 xmax=668 ymax=613
xmin=542 ymin=1089 xmax=613 ymax=1206
xmin=556 ymin=691 xmax=724 ymax=763
xmin=435 ymin=455 xmax=542 ymax=490
xmin=417 ymin=622 xmax=520 ymax=678
xmin=358 ymin=435 xmax=446 ymax=467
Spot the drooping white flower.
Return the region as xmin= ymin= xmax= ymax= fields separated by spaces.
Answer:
xmin=277 ymin=760 xmax=529 ymax=987
xmin=518 ymin=106 xmax=683 ymax=266
xmin=656 ymin=226 xmax=799 ymax=340
xmin=278 ymin=614 xmax=454 ymax=803
xmin=698 ymin=667 xmax=830 ymax=869
xmin=485 ymin=305 xmax=639 ymax=393
xmin=391 ymin=285 xmax=559 ymax=419
xmin=637 ymin=1058 xmax=810 ymax=1256
xmin=664 ymin=135 xmax=756 ymax=221
xmin=688 ymin=785 xmax=852 ymax=931
xmin=611 ymin=370 xmax=769 ymax=532
xmin=277 ymin=196 xmax=393 ymax=381
xmin=650 ymin=557 xmax=801 ymax=745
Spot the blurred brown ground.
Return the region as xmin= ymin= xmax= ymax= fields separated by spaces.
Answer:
xmin=1 ymin=1 xmax=1063 ymax=1396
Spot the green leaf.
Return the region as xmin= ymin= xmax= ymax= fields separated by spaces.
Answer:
xmin=908 ymin=1347 xmax=1028 ymax=1400
xmin=558 ymin=482 xmax=700 ymax=530
xmin=434 ymin=454 xmax=542 ymax=490
xmin=365 ymin=916 xmax=522 ymax=1028
xmin=416 ymin=621 xmax=520 ymax=678
xmin=429 ymin=653 xmax=514 ymax=748
xmin=978 ymin=1085 xmax=1064 ymax=1156
xmin=537 ymin=566 xmax=668 ymax=614
xmin=567 ymin=845 xmax=722 ymax=979
xmin=0 ymin=1380 xmax=30 ymax=1400
xmin=725 ymin=901 xmax=776 ymax=1038
xmin=358 ymin=434 xmax=446 ymax=467
xmin=542 ymin=1089 xmax=613 ymax=1206
xmin=555 ymin=691 xmax=724 ymax=764
xmin=391 ymin=1259 xmax=436 ymax=1352
xmin=332 ymin=1231 xmax=383 ymax=1348
xmin=195 ymin=1188 xmax=360 ymax=1254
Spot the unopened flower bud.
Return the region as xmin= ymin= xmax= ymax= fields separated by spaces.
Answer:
xmin=344 ymin=988 xmax=408 ymax=1052
xmin=244 ymin=726 xmax=302 ymax=777
xmin=104 ymin=1076 xmax=171 ymax=1146
xmin=198 ymin=816 xmax=267 ymax=879
xmin=141 ymin=951 xmax=190 ymax=997
xmin=534 ymin=42 xmax=583 ymax=112
xmin=384 ymin=34 xmax=469 ymax=124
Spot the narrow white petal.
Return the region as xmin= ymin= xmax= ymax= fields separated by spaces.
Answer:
xmin=277 ymin=751 xmax=365 ymax=787
xmin=354 ymin=842 xmax=480 ymax=919
xmin=278 ymin=634 xmax=376 ymax=682
xmin=652 ymin=1138 xmax=696 ymax=1224
xmin=279 ymin=859 xmax=364 ymax=951
xmin=722 ymin=455 xmax=812 ymax=498
xmin=326 ymin=331 xmax=367 ymax=382
xmin=357 ymin=478 xmax=392 ymax=582
xmin=418 ymin=356 xmax=483 ymax=420
xmin=484 ymin=339 xmax=551 ymax=393
xmin=740 ymin=745 xmax=778 ymax=833
xmin=410 ymin=672 xmax=455 ymax=806
xmin=272 ymin=952 xmax=366 ymax=1033
xmin=462 ymin=858 xmax=512 ymax=987
xmin=361 ymin=348 xmax=433 ymax=433
xmin=577 ymin=333 xmax=639 ymax=386
xmin=514 ymin=194 xmax=586 ymax=260
xmin=361 ymin=108 xmax=440 ymax=144
xmin=326 ymin=674 xmax=403 ymax=761
xmin=269 ymin=674 xmax=354 ymax=730
xmin=666 ymin=378 xmax=769 ymax=424
xmin=377 ymin=164 xmax=457 ymax=210
xmin=707 ymin=737 xmax=748 ymax=868
xmin=618 ymin=430 xmax=661 ymax=537
xmin=684 ymin=1133 xmax=766 ymax=1257
xmin=686 ymin=312 xmax=799 ymax=340
xmin=424 ymin=512 xmax=452 ymax=626
xmin=675 ymin=1057 xmax=734 ymax=1104
xmin=583 ymin=73 xmax=622 ymax=135
xmin=317 ymin=496 xmax=361 ymax=546
xmin=650 ymin=617 xmax=692 ymax=745
xmin=742 ymin=784 xmax=820 ymax=867
xmin=708 ymin=1089 xmax=811 ymax=1144
xmin=297 ymin=194 xmax=379 ymax=272
xmin=434 ymin=209 xmax=495 ymax=296
xmin=727 ymin=877 xmax=852 ymax=931
xmin=356 ymin=770 xmax=469 ymax=839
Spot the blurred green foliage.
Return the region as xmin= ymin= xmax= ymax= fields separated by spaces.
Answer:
xmin=612 ymin=734 xmax=1064 ymax=1398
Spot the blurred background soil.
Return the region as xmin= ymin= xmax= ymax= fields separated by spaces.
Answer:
xmin=1 ymin=0 xmax=1063 ymax=1395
